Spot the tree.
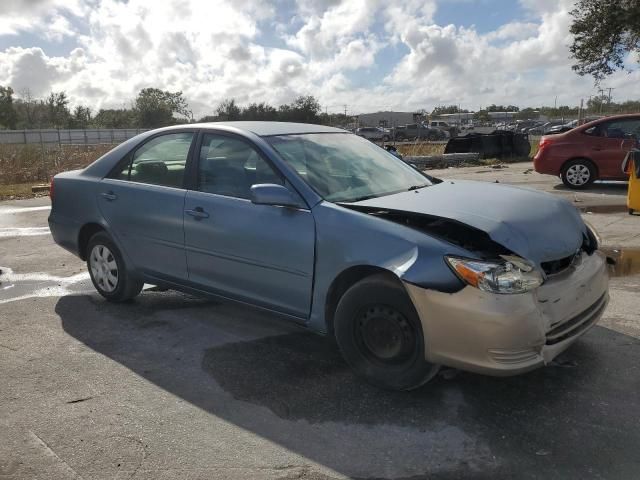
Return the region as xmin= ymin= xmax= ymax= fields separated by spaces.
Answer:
xmin=514 ymin=107 xmax=538 ymax=120
xmin=431 ymin=105 xmax=468 ymax=115
xmin=45 ymin=91 xmax=71 ymax=128
xmin=134 ymin=88 xmax=191 ymax=128
xmin=241 ymin=102 xmax=278 ymax=121
xmin=0 ymin=85 xmax=17 ymax=129
xmin=68 ymin=105 xmax=92 ymax=129
xmin=485 ymin=104 xmax=519 ymax=112
xmin=93 ymin=108 xmax=136 ymax=128
xmin=569 ymin=0 xmax=640 ymax=80
xmin=286 ymin=95 xmax=321 ymax=123
xmin=473 ymin=110 xmax=491 ymax=122
xmin=215 ymin=99 xmax=241 ymax=120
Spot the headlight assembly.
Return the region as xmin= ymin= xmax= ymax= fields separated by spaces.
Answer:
xmin=583 ymin=220 xmax=601 ymax=247
xmin=445 ymin=256 xmax=543 ymax=294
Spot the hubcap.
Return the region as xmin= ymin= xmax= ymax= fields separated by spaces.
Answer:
xmin=566 ymin=164 xmax=591 ymax=185
xmin=89 ymin=245 xmax=118 ymax=293
xmin=356 ymin=306 xmax=415 ymax=364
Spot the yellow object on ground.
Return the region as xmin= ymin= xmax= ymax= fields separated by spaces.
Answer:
xmin=623 ymin=150 xmax=640 ymax=215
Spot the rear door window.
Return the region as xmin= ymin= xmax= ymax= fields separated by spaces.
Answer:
xmin=113 ymin=132 xmax=194 ymax=188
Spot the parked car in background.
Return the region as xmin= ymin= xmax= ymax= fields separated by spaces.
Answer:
xmin=546 ymin=117 xmax=604 ymax=136
xmin=534 ymin=114 xmax=640 ymax=188
xmin=393 ymin=123 xmax=447 ymax=141
xmin=526 ymin=121 xmax=565 ymax=136
xmin=356 ymin=126 xmax=390 ymax=142
xmin=547 ymin=119 xmax=578 ymax=135
xmin=49 ymin=121 xmax=608 ymax=390
xmin=428 ymin=121 xmax=458 ymax=138
xmin=514 ymin=120 xmax=543 ymax=133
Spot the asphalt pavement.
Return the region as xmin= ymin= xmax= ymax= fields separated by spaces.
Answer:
xmin=1 ymin=169 xmax=639 ymax=479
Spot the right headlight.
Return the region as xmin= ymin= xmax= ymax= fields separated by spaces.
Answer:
xmin=445 ymin=256 xmax=543 ymax=294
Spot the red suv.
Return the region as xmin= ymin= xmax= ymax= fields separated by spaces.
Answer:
xmin=534 ymin=114 xmax=640 ymax=189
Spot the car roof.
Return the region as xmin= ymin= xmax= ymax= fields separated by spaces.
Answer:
xmin=184 ymin=121 xmax=346 ymax=136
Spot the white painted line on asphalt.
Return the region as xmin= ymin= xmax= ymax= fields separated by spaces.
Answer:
xmin=0 ymin=267 xmax=92 ymax=304
xmin=0 ymin=205 xmax=51 ymax=215
xmin=0 ymin=227 xmax=51 ymax=237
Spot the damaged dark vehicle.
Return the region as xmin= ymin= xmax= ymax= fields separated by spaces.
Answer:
xmin=48 ymin=122 xmax=610 ymax=390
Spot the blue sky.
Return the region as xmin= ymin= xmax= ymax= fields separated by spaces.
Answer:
xmin=0 ymin=0 xmax=637 ymax=116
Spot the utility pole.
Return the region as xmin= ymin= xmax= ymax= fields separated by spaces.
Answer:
xmin=579 ymin=98 xmax=584 ymax=123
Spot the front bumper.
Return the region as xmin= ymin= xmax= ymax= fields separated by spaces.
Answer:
xmin=404 ymin=251 xmax=609 ymax=376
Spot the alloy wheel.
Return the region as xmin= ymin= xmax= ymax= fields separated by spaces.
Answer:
xmin=565 ymin=164 xmax=591 ymax=186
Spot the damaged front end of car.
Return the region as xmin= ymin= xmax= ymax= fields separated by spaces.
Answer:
xmin=339 ymin=203 xmax=609 ymax=376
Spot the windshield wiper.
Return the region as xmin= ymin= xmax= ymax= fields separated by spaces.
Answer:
xmin=407 ymin=184 xmax=429 ymax=191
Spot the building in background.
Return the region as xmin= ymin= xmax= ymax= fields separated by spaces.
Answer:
xmin=357 ymin=111 xmax=422 ymax=127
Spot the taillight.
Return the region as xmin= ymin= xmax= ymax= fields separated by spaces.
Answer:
xmin=538 ymin=137 xmax=554 ymax=150
xmin=49 ymin=177 xmax=54 ymax=201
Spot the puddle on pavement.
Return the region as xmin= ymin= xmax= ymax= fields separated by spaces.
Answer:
xmin=577 ymin=205 xmax=629 ymax=214
xmin=0 ymin=266 xmax=93 ymax=304
xmin=600 ymin=248 xmax=640 ymax=278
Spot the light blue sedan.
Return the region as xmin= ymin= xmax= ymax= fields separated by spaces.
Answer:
xmin=49 ymin=122 xmax=609 ymax=390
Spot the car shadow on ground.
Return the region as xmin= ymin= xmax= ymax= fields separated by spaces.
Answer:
xmin=56 ymin=292 xmax=640 ymax=479
xmin=552 ymin=181 xmax=628 ymax=196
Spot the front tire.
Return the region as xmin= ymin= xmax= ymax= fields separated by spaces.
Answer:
xmin=561 ymin=159 xmax=596 ymax=189
xmin=334 ymin=274 xmax=439 ymax=390
xmin=87 ymin=231 xmax=143 ymax=302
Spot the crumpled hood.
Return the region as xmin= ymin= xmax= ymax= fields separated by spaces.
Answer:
xmin=354 ymin=180 xmax=587 ymax=264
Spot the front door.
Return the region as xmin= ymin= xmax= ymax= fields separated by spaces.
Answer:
xmin=183 ymin=132 xmax=315 ymax=318
xmin=98 ymin=131 xmax=195 ymax=281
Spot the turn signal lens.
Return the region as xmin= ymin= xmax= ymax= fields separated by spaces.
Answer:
xmin=445 ymin=256 xmax=543 ymax=294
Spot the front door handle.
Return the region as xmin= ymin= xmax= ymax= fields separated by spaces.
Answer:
xmin=101 ymin=191 xmax=117 ymax=201
xmin=592 ymin=146 xmax=603 ymax=151
xmin=185 ymin=207 xmax=209 ymax=219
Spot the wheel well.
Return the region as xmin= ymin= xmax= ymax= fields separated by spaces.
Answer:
xmin=324 ymin=265 xmax=399 ymax=336
xmin=77 ymin=223 xmax=105 ymax=260
xmin=561 ymin=157 xmax=599 ymax=176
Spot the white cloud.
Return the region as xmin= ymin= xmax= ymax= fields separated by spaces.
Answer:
xmin=0 ymin=0 xmax=637 ymax=117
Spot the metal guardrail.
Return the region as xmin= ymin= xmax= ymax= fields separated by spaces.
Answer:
xmin=0 ymin=128 xmax=148 ymax=145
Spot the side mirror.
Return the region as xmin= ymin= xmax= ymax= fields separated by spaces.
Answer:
xmin=250 ymin=184 xmax=303 ymax=209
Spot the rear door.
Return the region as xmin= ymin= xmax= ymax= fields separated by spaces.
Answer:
xmin=98 ymin=131 xmax=195 ymax=282
xmin=583 ymin=118 xmax=640 ymax=178
xmin=183 ymin=131 xmax=315 ymax=318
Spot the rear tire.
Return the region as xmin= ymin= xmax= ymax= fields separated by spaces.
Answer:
xmin=86 ymin=231 xmax=143 ymax=302
xmin=561 ymin=159 xmax=596 ymax=189
xmin=334 ymin=274 xmax=439 ymax=390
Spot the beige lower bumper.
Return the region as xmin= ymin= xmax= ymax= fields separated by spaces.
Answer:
xmin=404 ymin=251 xmax=609 ymax=376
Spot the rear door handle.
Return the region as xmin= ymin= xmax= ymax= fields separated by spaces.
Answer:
xmin=101 ymin=191 xmax=117 ymax=201
xmin=593 ymin=146 xmax=603 ymax=151
xmin=185 ymin=207 xmax=209 ymax=219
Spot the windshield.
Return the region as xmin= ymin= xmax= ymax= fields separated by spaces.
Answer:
xmin=267 ymin=133 xmax=431 ymax=203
